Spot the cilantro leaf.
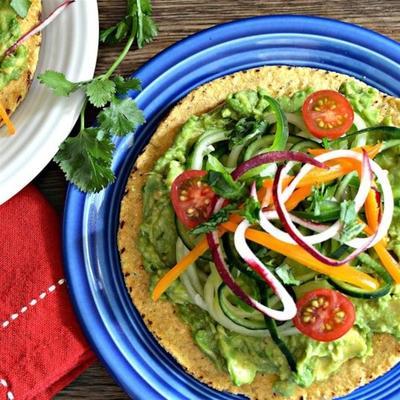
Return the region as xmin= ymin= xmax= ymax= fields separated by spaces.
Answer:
xmin=339 ymin=200 xmax=365 ymax=243
xmin=240 ymin=197 xmax=260 ymax=225
xmin=229 ymin=117 xmax=268 ymax=147
xmin=42 ymin=0 xmax=158 ymax=193
xmin=137 ymin=14 xmax=158 ymax=48
xmin=191 ymin=204 xmax=238 ymax=235
xmin=100 ymin=18 xmax=131 ymax=44
xmin=322 ymin=137 xmax=331 ymax=149
xmin=275 ymin=263 xmax=302 ymax=286
xmin=113 ymin=76 xmax=141 ymax=94
xmin=85 ymin=79 xmax=116 ymax=108
xmin=135 ymin=0 xmax=153 ymax=14
xmin=206 ymin=171 xmax=246 ymax=201
xmin=100 ymin=0 xmax=157 ymax=47
xmin=38 ymin=71 xmax=81 ymax=97
xmin=10 ymin=0 xmax=31 ymax=17
xmin=307 ymin=185 xmax=326 ymax=216
xmin=54 ymin=128 xmax=115 ymax=192
xmin=205 ymin=155 xmax=246 ymax=200
xmin=98 ymin=97 xmax=145 ymax=136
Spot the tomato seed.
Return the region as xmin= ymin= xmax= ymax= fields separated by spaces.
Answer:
xmin=311 ymin=299 xmax=319 ymax=308
xmin=325 ymin=323 xmax=333 ymax=331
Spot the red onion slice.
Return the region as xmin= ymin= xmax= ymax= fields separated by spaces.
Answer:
xmin=287 ymin=214 xmax=330 ymax=232
xmin=3 ymin=1 xmax=75 ymax=59
xmin=206 ymin=227 xmax=297 ymax=321
xmin=272 ymin=154 xmax=379 ymax=266
xmin=231 ymin=151 xmax=326 ymax=180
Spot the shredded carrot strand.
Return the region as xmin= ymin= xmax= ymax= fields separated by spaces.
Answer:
xmin=365 ymin=189 xmax=380 ymax=233
xmin=286 ymin=186 xmax=313 ymax=211
xmin=371 ymin=242 xmax=400 ymax=284
xmin=0 ymin=102 xmax=16 ymax=135
xmin=363 ymin=223 xmax=400 ymax=284
xmin=152 ymin=237 xmax=209 ymax=301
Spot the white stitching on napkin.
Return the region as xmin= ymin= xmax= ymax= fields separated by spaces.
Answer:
xmin=0 ymin=378 xmax=14 ymax=400
xmin=0 ymin=279 xmax=67 ymax=399
xmin=1 ymin=278 xmax=66 ymax=331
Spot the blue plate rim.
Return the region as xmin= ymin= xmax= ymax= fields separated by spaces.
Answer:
xmin=63 ymin=14 xmax=400 ymax=400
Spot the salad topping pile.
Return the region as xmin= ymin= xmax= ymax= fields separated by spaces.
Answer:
xmin=139 ymin=81 xmax=400 ymax=393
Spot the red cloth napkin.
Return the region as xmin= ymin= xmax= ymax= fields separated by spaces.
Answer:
xmin=0 ymin=185 xmax=95 ymax=400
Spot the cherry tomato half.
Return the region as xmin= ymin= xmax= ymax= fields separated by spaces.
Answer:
xmin=302 ymin=90 xmax=354 ymax=139
xmin=293 ymin=288 xmax=355 ymax=342
xmin=171 ymin=170 xmax=215 ymax=229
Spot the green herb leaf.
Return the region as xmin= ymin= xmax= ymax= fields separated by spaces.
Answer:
xmin=100 ymin=18 xmax=131 ymax=44
xmin=113 ymin=76 xmax=142 ymax=94
xmin=339 ymin=200 xmax=365 ymax=243
xmin=100 ymin=0 xmax=157 ymax=47
xmin=191 ymin=204 xmax=238 ymax=235
xmin=206 ymin=171 xmax=247 ymax=200
xmin=322 ymin=137 xmax=331 ymax=149
xmin=240 ymin=197 xmax=260 ymax=225
xmin=43 ymin=0 xmax=157 ymax=193
xmin=229 ymin=117 xmax=268 ymax=147
xmin=10 ymin=0 xmax=31 ymax=17
xmin=206 ymin=155 xmax=246 ymax=200
xmin=38 ymin=71 xmax=81 ymax=97
xmin=137 ymin=14 xmax=158 ymax=48
xmin=54 ymin=128 xmax=115 ymax=192
xmin=275 ymin=263 xmax=302 ymax=286
xmin=307 ymin=185 xmax=326 ymax=216
xmin=85 ymin=79 xmax=116 ymax=108
xmin=135 ymin=0 xmax=153 ymax=14
xmin=98 ymin=97 xmax=145 ymax=136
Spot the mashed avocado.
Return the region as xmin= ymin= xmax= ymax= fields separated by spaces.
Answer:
xmin=0 ymin=0 xmax=28 ymax=91
xmin=138 ymin=86 xmax=400 ymax=394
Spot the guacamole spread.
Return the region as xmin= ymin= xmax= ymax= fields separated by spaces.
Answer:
xmin=0 ymin=0 xmax=29 ymax=91
xmin=133 ymin=74 xmax=400 ymax=397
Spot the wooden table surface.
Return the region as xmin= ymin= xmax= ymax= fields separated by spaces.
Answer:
xmin=33 ymin=0 xmax=400 ymax=398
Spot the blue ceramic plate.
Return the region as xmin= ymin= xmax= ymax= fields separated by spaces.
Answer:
xmin=64 ymin=15 xmax=400 ymax=400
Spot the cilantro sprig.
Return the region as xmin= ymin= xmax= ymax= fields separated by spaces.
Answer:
xmin=38 ymin=0 xmax=157 ymax=192
xmin=339 ymin=200 xmax=365 ymax=243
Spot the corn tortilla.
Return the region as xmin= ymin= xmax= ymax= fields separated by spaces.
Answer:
xmin=118 ymin=66 xmax=400 ymax=400
xmin=0 ymin=0 xmax=42 ymax=124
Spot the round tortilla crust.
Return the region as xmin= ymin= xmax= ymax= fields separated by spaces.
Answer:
xmin=0 ymin=0 xmax=42 ymax=125
xmin=119 ymin=66 xmax=400 ymax=400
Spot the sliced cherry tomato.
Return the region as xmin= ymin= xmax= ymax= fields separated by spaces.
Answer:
xmin=302 ymin=90 xmax=354 ymax=139
xmin=171 ymin=170 xmax=215 ymax=229
xmin=293 ymin=288 xmax=355 ymax=342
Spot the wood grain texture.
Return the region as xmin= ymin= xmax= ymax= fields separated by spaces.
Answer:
xmin=33 ymin=0 xmax=400 ymax=398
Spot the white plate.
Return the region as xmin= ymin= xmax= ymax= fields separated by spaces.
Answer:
xmin=0 ymin=0 xmax=98 ymax=204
